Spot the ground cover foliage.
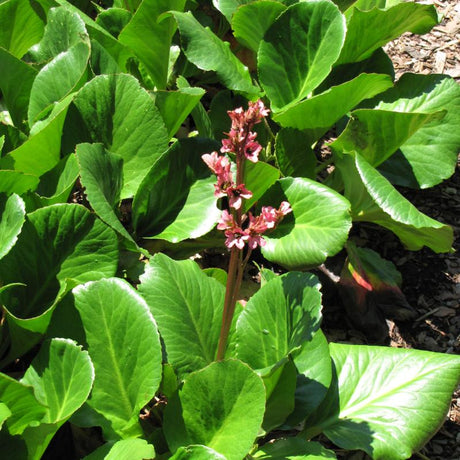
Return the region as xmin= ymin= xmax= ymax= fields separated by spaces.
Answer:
xmin=0 ymin=0 xmax=459 ymax=459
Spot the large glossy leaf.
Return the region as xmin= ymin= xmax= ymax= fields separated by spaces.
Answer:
xmin=0 ymin=204 xmax=118 ymax=364
xmin=308 ymin=343 xmax=460 ymax=460
xmin=286 ymin=330 xmax=332 ymax=427
xmin=243 ymin=159 xmax=280 ymax=211
xmin=73 ymin=278 xmax=163 ymax=437
xmin=261 ymin=178 xmax=352 ymax=269
xmin=132 ymin=138 xmax=221 ymax=242
xmin=31 ymin=153 xmax=79 ymax=207
xmin=212 ymin=0 xmax=252 ymax=23
xmin=164 ymin=360 xmax=266 ymax=460
xmin=73 ymin=73 xmax=169 ymax=198
xmin=170 ymin=445 xmax=226 ymax=459
xmin=28 ymin=7 xmax=90 ymax=125
xmin=0 ymin=203 xmax=118 ymax=319
xmin=231 ymin=1 xmax=286 ymax=52
xmin=0 ymin=47 xmax=37 ymax=129
xmin=236 ymin=272 xmax=322 ymax=371
xmin=254 ymin=438 xmax=337 ymax=459
xmin=138 ymin=253 xmax=225 ymax=377
xmin=0 ymin=403 xmax=11 ymax=429
xmin=118 ymin=0 xmax=186 ymax=89
xmin=337 ymin=3 xmax=438 ymax=65
xmin=331 ymin=108 xmax=443 ymax=167
xmin=275 ymin=128 xmax=318 ymax=179
xmin=22 ymin=338 xmax=94 ymax=423
xmin=0 ymin=0 xmax=45 ymax=58
xmin=153 ymin=87 xmax=205 ymax=138
xmin=262 ymin=359 xmax=297 ymax=432
xmin=0 ymin=194 xmax=25 ymax=260
xmin=258 ymin=1 xmax=346 ymax=111
xmin=20 ymin=336 xmax=93 ymax=460
xmin=172 ymin=11 xmax=260 ymax=96
xmin=375 ymin=74 xmax=460 ymax=188
xmin=0 ymin=374 xmax=47 ymax=436
xmin=54 ymin=0 xmax=133 ymax=71
xmin=84 ymin=439 xmax=155 ymax=460
xmin=273 ymin=74 xmax=393 ymax=130
xmin=76 ymin=143 xmax=135 ymax=245
xmin=337 ymin=154 xmax=453 ymax=252
xmin=0 ymin=95 xmax=73 ymax=176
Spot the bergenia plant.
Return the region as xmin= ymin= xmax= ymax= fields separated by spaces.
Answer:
xmin=202 ymin=101 xmax=292 ymax=360
xmin=0 ymin=0 xmax=459 ymax=459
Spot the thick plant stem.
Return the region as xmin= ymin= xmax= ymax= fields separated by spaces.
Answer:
xmin=216 ymin=247 xmax=240 ymax=360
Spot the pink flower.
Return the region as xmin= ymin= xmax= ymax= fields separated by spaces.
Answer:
xmin=278 ymin=201 xmax=292 ymax=216
xmin=217 ymin=210 xmax=235 ymax=230
xmin=247 ymin=234 xmax=266 ymax=249
xmin=248 ymin=212 xmax=268 ymax=233
xmin=261 ymin=206 xmax=278 ymax=228
xmin=247 ymin=100 xmax=270 ymax=123
xmin=224 ymin=228 xmax=249 ymax=249
xmin=227 ymin=184 xmax=253 ymax=210
xmin=202 ymin=151 xmax=231 ymax=176
xmin=244 ymin=139 xmax=262 ymax=162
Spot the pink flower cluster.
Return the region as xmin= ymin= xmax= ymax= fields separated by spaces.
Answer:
xmin=202 ymin=100 xmax=292 ymax=250
xmin=217 ymin=203 xmax=292 ymax=250
xmin=201 ymin=151 xmax=252 ymax=210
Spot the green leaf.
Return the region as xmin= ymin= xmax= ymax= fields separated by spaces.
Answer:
xmin=172 ymin=11 xmax=260 ymax=96
xmin=0 ymin=95 xmax=73 ymax=176
xmin=84 ymin=439 xmax=155 ymax=460
xmin=76 ymin=143 xmax=136 ymax=245
xmin=331 ymin=108 xmax=444 ymax=167
xmin=275 ymin=128 xmax=317 ymax=179
xmin=314 ymin=343 xmax=460 ymax=460
xmin=243 ymin=159 xmax=280 ymax=211
xmin=0 ymin=171 xmax=39 ymax=196
xmin=118 ymin=0 xmax=186 ymax=89
xmin=164 ymin=360 xmax=266 ymax=460
xmin=212 ymin=0 xmax=253 ymax=23
xmin=73 ymin=73 xmax=169 ymax=198
xmin=170 ymin=445 xmax=226 ymax=459
xmin=273 ymin=73 xmax=393 ymax=130
xmin=286 ymin=330 xmax=332 ymax=427
xmin=154 ymin=87 xmax=205 ymax=138
xmin=337 ymin=154 xmax=453 ymax=252
xmin=261 ymin=178 xmax=352 ymax=269
xmin=0 ymin=0 xmax=45 ymax=58
xmin=0 ymin=374 xmax=47 ymax=436
xmin=21 ymin=338 xmax=94 ymax=423
xmin=0 ymin=47 xmax=37 ymax=129
xmin=231 ymin=1 xmax=286 ymax=52
xmin=73 ymin=278 xmax=163 ymax=436
xmin=138 ymin=253 xmax=225 ymax=377
xmin=0 ymin=204 xmax=118 ymax=364
xmin=32 ymin=153 xmax=79 ymax=206
xmin=95 ymin=8 xmax=132 ymax=38
xmin=0 ymin=194 xmax=25 ymax=260
xmin=337 ymin=3 xmax=438 ymax=65
xmin=54 ymin=0 xmax=133 ymax=71
xmin=132 ymin=138 xmax=221 ymax=242
xmin=177 ymin=76 xmax=213 ymax=138
xmin=258 ymin=1 xmax=346 ymax=111
xmin=375 ymin=74 xmax=460 ymax=188
xmin=254 ymin=438 xmax=337 ymax=459
xmin=262 ymin=359 xmax=297 ymax=432
xmin=0 ymin=203 xmax=118 ymax=319
xmin=236 ymin=272 xmax=322 ymax=371
xmin=0 ymin=402 xmax=11 ymax=429
xmin=28 ymin=7 xmax=90 ymax=125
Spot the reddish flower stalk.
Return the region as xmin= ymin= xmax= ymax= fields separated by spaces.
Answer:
xmin=202 ymin=100 xmax=291 ymax=361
